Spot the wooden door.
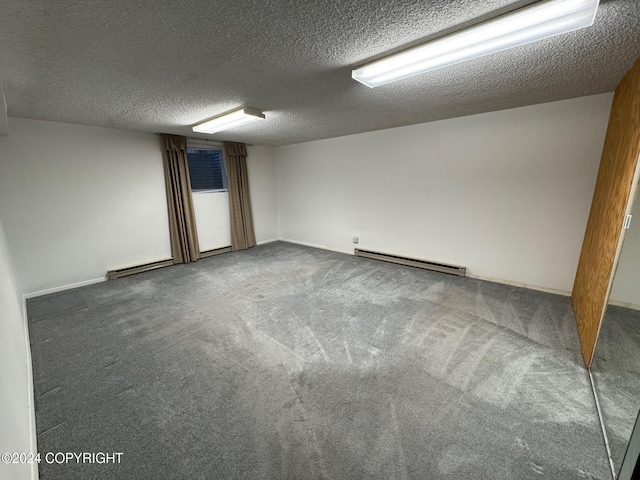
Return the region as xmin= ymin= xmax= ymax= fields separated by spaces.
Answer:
xmin=573 ymin=58 xmax=640 ymax=367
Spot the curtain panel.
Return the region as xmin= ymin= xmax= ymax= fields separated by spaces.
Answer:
xmin=224 ymin=142 xmax=256 ymax=251
xmin=161 ymin=134 xmax=200 ymax=263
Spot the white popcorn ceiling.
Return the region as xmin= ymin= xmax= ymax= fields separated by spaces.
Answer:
xmin=0 ymin=0 xmax=638 ymax=146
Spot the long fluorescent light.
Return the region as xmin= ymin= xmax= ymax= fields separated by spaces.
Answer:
xmin=352 ymin=0 xmax=599 ymax=88
xmin=193 ymin=107 xmax=265 ymax=134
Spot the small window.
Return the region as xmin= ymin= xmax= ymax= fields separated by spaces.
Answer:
xmin=187 ymin=149 xmax=228 ymax=192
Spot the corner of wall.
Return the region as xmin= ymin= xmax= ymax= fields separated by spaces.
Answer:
xmin=0 ymin=81 xmax=8 ymax=136
xmin=21 ymin=295 xmax=39 ymax=480
xmin=0 ymin=216 xmax=38 ymax=480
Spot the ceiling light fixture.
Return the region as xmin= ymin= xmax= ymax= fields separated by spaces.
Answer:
xmin=352 ymin=0 xmax=599 ymax=88
xmin=193 ymin=107 xmax=265 ymax=134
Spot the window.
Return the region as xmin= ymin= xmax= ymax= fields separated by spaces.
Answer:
xmin=187 ymin=148 xmax=228 ymax=192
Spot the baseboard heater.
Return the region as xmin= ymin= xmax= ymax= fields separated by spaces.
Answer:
xmin=107 ymin=259 xmax=174 ymax=280
xmin=354 ymin=248 xmax=466 ymax=277
xmin=200 ymin=246 xmax=232 ymax=258
xmin=108 ymin=247 xmax=232 ymax=280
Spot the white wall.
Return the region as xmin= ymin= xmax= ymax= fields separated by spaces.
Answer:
xmin=610 ymin=192 xmax=640 ymax=307
xmin=275 ymin=93 xmax=614 ymax=293
xmin=0 ymin=117 xmax=172 ymax=295
xmin=192 ymin=192 xmax=232 ymax=251
xmin=0 ymin=118 xmax=280 ymax=295
xmin=247 ymin=145 xmax=279 ymax=243
xmin=0 ymin=217 xmax=35 ymax=480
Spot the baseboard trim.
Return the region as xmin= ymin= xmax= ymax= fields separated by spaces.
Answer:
xmin=24 ymin=277 xmax=107 ymax=299
xmin=257 ymin=238 xmax=280 ymax=246
xmin=607 ymin=299 xmax=640 ymax=311
xmin=200 ymin=246 xmax=231 ymax=258
xmin=21 ymin=297 xmax=39 ymax=480
xmin=466 ymin=272 xmax=571 ymax=297
xmin=107 ymin=258 xmax=174 ymax=280
xmin=279 ymin=238 xmax=352 ymax=256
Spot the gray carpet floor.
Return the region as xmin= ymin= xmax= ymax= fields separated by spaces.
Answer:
xmin=591 ymin=305 xmax=640 ymax=474
xmin=28 ymin=241 xmax=610 ymax=479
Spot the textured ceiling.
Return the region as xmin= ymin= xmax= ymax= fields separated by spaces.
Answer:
xmin=0 ymin=0 xmax=638 ymax=146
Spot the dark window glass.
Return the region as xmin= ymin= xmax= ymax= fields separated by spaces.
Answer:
xmin=186 ymin=149 xmax=227 ymax=191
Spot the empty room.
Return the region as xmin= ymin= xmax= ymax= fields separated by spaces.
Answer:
xmin=1 ymin=0 xmax=640 ymax=479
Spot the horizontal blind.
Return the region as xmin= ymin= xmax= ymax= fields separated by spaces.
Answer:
xmin=187 ymin=149 xmax=224 ymax=191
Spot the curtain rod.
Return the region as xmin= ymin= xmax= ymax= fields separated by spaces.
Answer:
xmin=155 ymin=133 xmax=253 ymax=146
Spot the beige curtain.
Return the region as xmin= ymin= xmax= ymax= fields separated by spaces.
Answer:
xmin=224 ymin=142 xmax=256 ymax=251
xmin=161 ymin=134 xmax=200 ymax=263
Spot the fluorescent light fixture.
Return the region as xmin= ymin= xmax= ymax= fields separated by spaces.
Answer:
xmin=193 ymin=107 xmax=265 ymax=134
xmin=352 ymin=0 xmax=599 ymax=88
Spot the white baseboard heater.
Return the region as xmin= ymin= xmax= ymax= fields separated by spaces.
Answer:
xmin=354 ymin=248 xmax=466 ymax=277
xmin=200 ymin=246 xmax=232 ymax=258
xmin=107 ymin=246 xmax=232 ymax=280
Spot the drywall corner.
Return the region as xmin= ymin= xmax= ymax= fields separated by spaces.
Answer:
xmin=22 ymin=296 xmax=38 ymax=480
xmin=247 ymin=145 xmax=279 ymax=243
xmin=0 ymin=217 xmax=36 ymax=480
xmin=0 ymin=81 xmax=8 ymax=136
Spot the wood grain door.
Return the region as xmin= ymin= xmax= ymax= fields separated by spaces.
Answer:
xmin=572 ymin=58 xmax=640 ymax=367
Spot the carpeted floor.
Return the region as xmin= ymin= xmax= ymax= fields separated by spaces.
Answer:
xmin=28 ymin=241 xmax=610 ymax=479
xmin=591 ymin=305 xmax=640 ymax=475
